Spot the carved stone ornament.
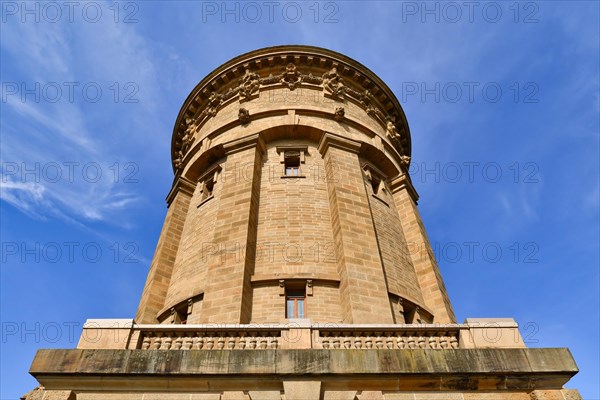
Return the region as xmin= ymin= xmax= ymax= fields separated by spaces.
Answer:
xmin=237 ymin=69 xmax=260 ymax=101
xmin=173 ymin=150 xmax=184 ymax=170
xmin=238 ymin=107 xmax=250 ymax=124
xmin=400 ymin=155 xmax=411 ymax=168
xmin=173 ymin=49 xmax=412 ymax=168
xmin=529 ymin=392 xmax=540 ymax=400
xmin=360 ymin=90 xmax=377 ymax=116
xmin=386 ymin=120 xmax=400 ymax=140
xmin=334 ymin=106 xmax=345 ymax=122
xmin=207 ymin=92 xmax=223 ymax=117
xmin=280 ymin=63 xmax=302 ymax=90
xmin=306 ymin=279 xmax=313 ymax=296
xmin=181 ymin=117 xmax=197 ymax=154
xmin=322 ymin=67 xmax=346 ymax=99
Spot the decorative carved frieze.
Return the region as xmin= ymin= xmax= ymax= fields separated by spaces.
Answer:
xmin=207 ymin=92 xmax=223 ymax=117
xmin=173 ymin=150 xmax=184 ymax=171
xmin=280 ymin=63 xmax=303 ymax=90
xmin=322 ymin=67 xmax=346 ymax=99
xmin=238 ymin=69 xmax=260 ymax=101
xmin=172 ymin=49 xmax=412 ymax=168
xmin=359 ymin=89 xmax=377 ymax=116
xmin=180 ymin=117 xmax=196 ymax=154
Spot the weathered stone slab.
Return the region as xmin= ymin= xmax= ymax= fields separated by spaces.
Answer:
xmin=30 ymin=348 xmax=578 ymax=392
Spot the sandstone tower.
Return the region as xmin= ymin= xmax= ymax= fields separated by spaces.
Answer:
xmin=25 ymin=46 xmax=580 ymax=400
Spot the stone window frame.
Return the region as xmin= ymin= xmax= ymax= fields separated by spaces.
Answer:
xmin=362 ymin=162 xmax=389 ymax=206
xmin=170 ymin=299 xmax=192 ymax=325
xmin=156 ymin=292 xmax=204 ymax=325
xmin=390 ymin=294 xmax=433 ymax=324
xmin=276 ymin=145 xmax=308 ymax=179
xmin=197 ymin=164 xmax=222 ymax=207
xmin=279 ymin=279 xmax=313 ymax=319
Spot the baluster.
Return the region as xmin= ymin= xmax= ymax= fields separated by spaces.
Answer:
xmin=217 ymin=336 xmax=225 ymax=350
xmin=162 ymin=336 xmax=173 ymax=350
xmin=407 ymin=335 xmax=416 ymax=349
xmin=183 ymin=336 xmax=193 ymax=350
xmin=428 ymin=334 xmax=438 ymax=349
xmin=227 ymin=336 xmax=236 ymax=350
xmin=450 ymin=335 xmax=459 ymax=349
xmin=238 ymin=336 xmax=246 ymax=349
xmin=353 ymin=337 xmax=362 ymax=349
xmin=397 ymin=336 xmax=405 ymax=349
xmin=194 ymin=334 xmax=204 ymax=350
xmin=270 ymin=336 xmax=278 ymax=349
xmin=173 ymin=334 xmax=183 ymax=350
xmin=322 ymin=337 xmax=330 ymax=349
xmin=332 ymin=337 xmax=340 ymax=349
xmin=343 ymin=337 xmax=352 ymax=349
xmin=417 ymin=336 xmax=426 ymax=349
xmin=375 ymin=336 xmax=384 ymax=349
xmin=248 ymin=337 xmax=257 ymax=349
xmin=141 ymin=336 xmax=151 ymax=350
xmin=440 ymin=335 xmax=449 ymax=349
xmin=259 ymin=335 xmax=268 ymax=349
xmin=206 ymin=337 xmax=215 ymax=350
xmin=365 ymin=336 xmax=373 ymax=349
xmin=153 ymin=334 xmax=162 ymax=350
xmin=385 ymin=336 xmax=394 ymax=349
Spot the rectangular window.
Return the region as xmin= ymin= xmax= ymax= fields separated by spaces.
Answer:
xmin=286 ymin=290 xmax=306 ymax=319
xmin=204 ymin=178 xmax=214 ymax=198
xmin=284 ymin=154 xmax=301 ymax=176
xmin=171 ymin=306 xmax=188 ymax=325
xmin=371 ymin=174 xmax=381 ymax=195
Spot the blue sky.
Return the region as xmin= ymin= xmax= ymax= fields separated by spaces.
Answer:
xmin=1 ymin=1 xmax=598 ymax=398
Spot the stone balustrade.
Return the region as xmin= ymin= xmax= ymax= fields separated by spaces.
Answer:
xmin=139 ymin=328 xmax=281 ymax=350
xmin=76 ymin=318 xmax=525 ymax=351
xmin=314 ymin=325 xmax=460 ymax=350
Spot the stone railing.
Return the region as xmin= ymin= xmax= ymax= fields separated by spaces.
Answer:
xmin=138 ymin=327 xmax=281 ymax=350
xmin=76 ymin=318 xmax=526 ymax=351
xmin=313 ymin=325 xmax=459 ymax=350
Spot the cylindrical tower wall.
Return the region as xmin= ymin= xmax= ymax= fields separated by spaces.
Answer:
xmin=136 ymin=46 xmax=455 ymax=325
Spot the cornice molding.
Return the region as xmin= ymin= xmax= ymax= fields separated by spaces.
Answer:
xmin=221 ymin=133 xmax=267 ymax=156
xmin=165 ymin=175 xmax=196 ymax=206
xmin=171 ymin=46 xmax=411 ymax=173
xmin=318 ymin=132 xmax=362 ymax=156
xmin=390 ymin=173 xmax=419 ymax=204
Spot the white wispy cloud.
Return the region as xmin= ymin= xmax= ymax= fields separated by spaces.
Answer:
xmin=0 ymin=1 xmax=165 ymax=226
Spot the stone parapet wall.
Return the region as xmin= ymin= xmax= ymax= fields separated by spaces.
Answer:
xmin=76 ymin=318 xmax=526 ymax=351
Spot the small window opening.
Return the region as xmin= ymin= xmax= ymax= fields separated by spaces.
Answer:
xmin=286 ymin=289 xmax=306 ymax=319
xmin=204 ymin=178 xmax=214 ymax=199
xmin=171 ymin=306 xmax=188 ymax=325
xmin=371 ymin=174 xmax=382 ymax=194
xmin=284 ymin=152 xmax=301 ymax=176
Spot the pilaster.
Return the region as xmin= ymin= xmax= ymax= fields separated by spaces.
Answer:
xmin=136 ymin=176 xmax=195 ymax=323
xmin=390 ymin=173 xmax=455 ymax=323
xmin=319 ymin=133 xmax=394 ymax=323
xmin=200 ymin=135 xmax=265 ymax=323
